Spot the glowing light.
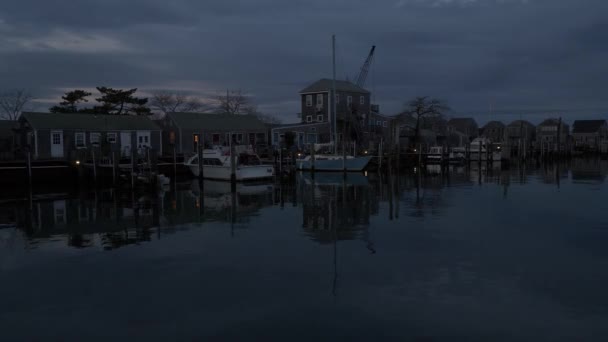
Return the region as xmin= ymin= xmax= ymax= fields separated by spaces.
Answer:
xmin=75 ymin=160 xmax=80 ymax=165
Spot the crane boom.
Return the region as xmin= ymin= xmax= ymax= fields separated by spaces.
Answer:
xmin=355 ymin=45 xmax=376 ymax=88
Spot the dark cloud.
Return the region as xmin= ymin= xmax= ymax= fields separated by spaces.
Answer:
xmin=0 ymin=0 xmax=607 ymax=124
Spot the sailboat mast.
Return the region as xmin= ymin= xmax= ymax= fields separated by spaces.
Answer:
xmin=332 ymin=34 xmax=337 ymax=155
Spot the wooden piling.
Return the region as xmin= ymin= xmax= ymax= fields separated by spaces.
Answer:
xmin=172 ymin=145 xmax=177 ymax=178
xmin=92 ymin=149 xmax=97 ymax=182
xmin=230 ymin=141 xmax=236 ymax=189
xmin=26 ymin=150 xmax=32 ymax=185
xmin=310 ymin=143 xmax=315 ymax=174
xmin=112 ymin=151 xmax=118 ymax=185
xmin=197 ymin=143 xmax=203 ymax=180
xmin=131 ymin=149 xmax=136 ymax=189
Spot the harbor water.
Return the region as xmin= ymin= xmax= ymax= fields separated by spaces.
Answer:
xmin=1 ymin=159 xmax=608 ymax=341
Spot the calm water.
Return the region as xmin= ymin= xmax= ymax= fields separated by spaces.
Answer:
xmin=1 ymin=159 xmax=608 ymax=341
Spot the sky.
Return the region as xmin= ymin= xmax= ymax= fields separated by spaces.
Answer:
xmin=1 ymin=0 xmax=607 ymax=125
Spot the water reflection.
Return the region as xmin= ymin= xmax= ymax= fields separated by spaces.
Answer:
xmin=1 ymin=158 xmax=607 ymax=253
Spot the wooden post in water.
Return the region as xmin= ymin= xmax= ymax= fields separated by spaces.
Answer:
xmin=378 ymin=139 xmax=383 ymax=170
xmin=92 ymin=149 xmax=97 ymax=183
xmin=112 ymin=151 xmax=117 ymax=185
xmin=310 ymin=143 xmax=315 ymax=174
xmin=418 ymin=143 xmax=422 ymax=167
xmin=478 ymin=141 xmax=482 ymax=165
xmin=172 ymin=145 xmax=177 ymax=178
xmin=26 ymin=150 xmax=32 ymax=186
xmin=131 ymin=148 xmax=136 ymax=189
xmin=230 ymin=139 xmax=236 ymax=189
xmin=342 ymin=140 xmax=347 ymax=174
xmin=197 ymin=142 xmax=203 ymax=180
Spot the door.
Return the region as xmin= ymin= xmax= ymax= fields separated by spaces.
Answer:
xmin=50 ymin=131 xmax=64 ymax=158
xmin=137 ymin=131 xmax=151 ymax=149
xmin=121 ymin=132 xmax=132 ymax=157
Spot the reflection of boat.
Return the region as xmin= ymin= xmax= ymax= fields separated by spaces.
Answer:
xmin=190 ymin=179 xmax=274 ymax=195
xmin=296 ymin=155 xmax=373 ymax=172
xmin=184 ymin=147 xmax=274 ymax=181
xmin=297 ymin=171 xmax=369 ymax=186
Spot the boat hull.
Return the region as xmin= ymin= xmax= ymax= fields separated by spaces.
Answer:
xmin=296 ymin=156 xmax=372 ymax=172
xmin=189 ymin=165 xmax=274 ymax=181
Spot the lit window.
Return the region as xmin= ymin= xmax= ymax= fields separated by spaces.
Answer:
xmin=306 ymin=115 xmax=312 ymax=123
xmin=75 ymin=132 xmax=86 ymax=148
xmin=306 ymin=95 xmax=313 ymax=107
xmin=360 ymin=96 xmax=365 ymax=105
xmin=316 ymin=94 xmax=323 ymax=106
xmin=90 ymin=132 xmax=101 ymax=146
xmin=317 ymin=115 xmax=323 ymax=122
xmin=107 ymin=132 xmax=117 ymax=143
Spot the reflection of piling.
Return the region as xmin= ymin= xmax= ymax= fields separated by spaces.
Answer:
xmin=131 ymin=149 xmax=136 ymax=189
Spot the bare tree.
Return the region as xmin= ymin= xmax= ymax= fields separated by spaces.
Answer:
xmin=403 ymin=96 xmax=449 ymax=146
xmin=0 ymin=89 xmax=33 ymax=121
xmin=150 ymin=90 xmax=209 ymax=116
xmin=214 ymin=89 xmax=256 ymax=115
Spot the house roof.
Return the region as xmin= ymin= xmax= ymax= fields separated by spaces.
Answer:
xmin=538 ymin=118 xmax=562 ymax=126
xmin=447 ymin=118 xmax=478 ymax=134
xmin=168 ymin=112 xmax=268 ymax=131
xmin=300 ymin=79 xmax=370 ymax=94
xmin=0 ymin=120 xmax=17 ymax=137
xmin=21 ymin=112 xmax=160 ymax=131
xmin=572 ymin=120 xmax=607 ymax=134
xmin=507 ymin=120 xmax=535 ymax=128
xmin=482 ymin=120 xmax=505 ymax=130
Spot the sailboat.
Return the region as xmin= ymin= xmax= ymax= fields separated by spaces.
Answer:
xmin=296 ymin=35 xmax=373 ymax=172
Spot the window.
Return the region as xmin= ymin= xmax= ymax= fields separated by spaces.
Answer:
xmin=236 ymin=133 xmax=243 ymax=143
xmin=52 ymin=133 xmax=61 ymax=145
xmin=306 ymin=95 xmax=313 ymax=107
xmin=212 ymin=133 xmax=220 ymax=144
xmin=316 ymin=94 xmax=323 ymax=106
xmin=383 ymin=121 xmax=388 ymax=127
xmin=306 ymin=115 xmax=312 ymax=123
xmin=170 ymin=131 xmax=176 ymax=144
xmin=75 ymin=132 xmax=86 ymax=148
xmin=347 ymin=96 xmax=353 ymax=106
xmin=311 ymin=127 xmax=316 ymax=132
xmin=377 ymin=120 xmax=381 ymax=126
xmin=107 ymin=132 xmax=117 ymax=143
xmin=90 ymin=132 xmax=101 ymax=146
xmin=335 ymin=94 xmax=340 ymax=103
xmin=360 ymin=96 xmax=365 ymax=105
xmin=317 ymin=115 xmax=323 ymax=122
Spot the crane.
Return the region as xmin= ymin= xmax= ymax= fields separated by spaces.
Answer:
xmin=354 ymin=45 xmax=376 ymax=88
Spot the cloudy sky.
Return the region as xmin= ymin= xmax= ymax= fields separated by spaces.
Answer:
xmin=1 ymin=0 xmax=607 ymax=124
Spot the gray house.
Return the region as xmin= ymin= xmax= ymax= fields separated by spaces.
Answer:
xmin=18 ymin=112 xmax=162 ymax=160
xmin=447 ymin=118 xmax=478 ymax=142
xmin=536 ymin=118 xmax=570 ymax=150
xmin=480 ymin=121 xmax=505 ymax=143
xmin=161 ymin=112 xmax=269 ymax=155
xmin=572 ymin=120 xmax=608 ymax=152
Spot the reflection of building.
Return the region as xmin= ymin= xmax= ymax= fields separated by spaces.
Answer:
xmin=571 ymin=158 xmax=608 ymax=183
xmin=300 ymin=178 xmax=376 ymax=244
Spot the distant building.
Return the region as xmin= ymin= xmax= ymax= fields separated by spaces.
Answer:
xmin=17 ymin=112 xmax=162 ymax=160
xmin=480 ymin=121 xmax=505 ymax=143
xmin=272 ymin=78 xmax=391 ymax=149
xmin=536 ymin=118 xmax=570 ymax=150
xmin=571 ymin=120 xmax=608 ymax=152
xmin=504 ymin=120 xmax=535 ymax=145
xmin=447 ymin=118 xmax=478 ymax=142
xmin=161 ymin=112 xmax=269 ymax=155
